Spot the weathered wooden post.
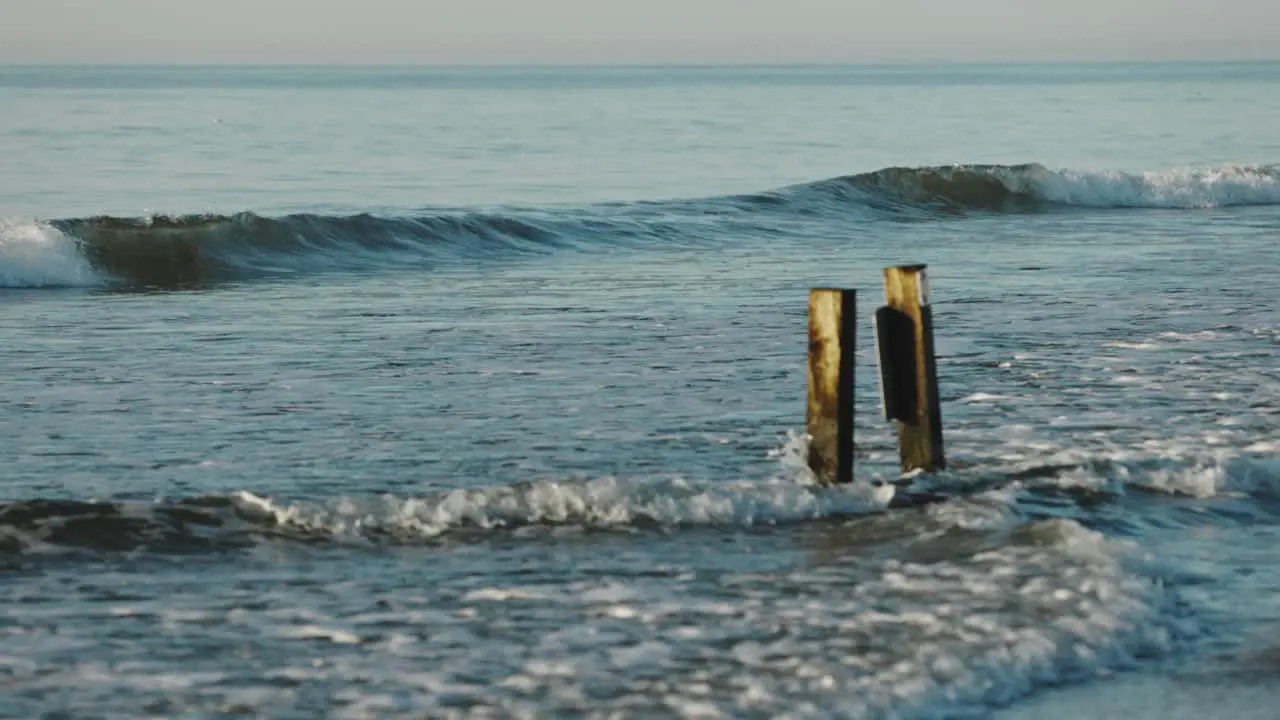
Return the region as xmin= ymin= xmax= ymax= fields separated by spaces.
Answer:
xmin=876 ymin=265 xmax=945 ymax=473
xmin=806 ymin=288 xmax=856 ymax=486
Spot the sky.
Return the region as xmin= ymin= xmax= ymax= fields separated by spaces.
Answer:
xmin=2 ymin=0 xmax=1278 ymax=65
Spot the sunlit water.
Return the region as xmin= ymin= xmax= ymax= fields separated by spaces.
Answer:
xmin=1 ymin=64 xmax=1279 ymax=718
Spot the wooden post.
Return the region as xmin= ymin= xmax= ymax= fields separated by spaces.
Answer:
xmin=806 ymin=289 xmax=856 ymax=486
xmin=880 ymin=265 xmax=945 ymax=473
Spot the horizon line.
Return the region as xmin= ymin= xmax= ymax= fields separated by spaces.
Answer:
xmin=3 ymin=57 xmax=1279 ymax=69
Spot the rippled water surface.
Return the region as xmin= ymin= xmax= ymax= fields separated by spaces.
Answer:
xmin=2 ymin=64 xmax=1279 ymax=718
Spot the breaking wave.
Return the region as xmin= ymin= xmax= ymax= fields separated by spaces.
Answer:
xmin=0 ymin=217 xmax=100 ymax=287
xmin=2 ymin=163 xmax=1277 ymax=288
xmin=0 ymin=476 xmax=895 ymax=556
xmin=7 ymin=448 xmax=1275 ymax=557
xmin=1008 ymin=453 xmax=1280 ymax=501
xmin=803 ymin=162 xmax=1280 ymax=211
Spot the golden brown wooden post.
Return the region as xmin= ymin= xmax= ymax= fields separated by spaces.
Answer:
xmin=881 ymin=265 xmax=945 ymax=473
xmin=806 ymin=289 xmax=856 ymax=486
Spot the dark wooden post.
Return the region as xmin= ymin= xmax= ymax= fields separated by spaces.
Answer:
xmin=879 ymin=265 xmax=945 ymax=473
xmin=806 ymin=288 xmax=856 ymax=486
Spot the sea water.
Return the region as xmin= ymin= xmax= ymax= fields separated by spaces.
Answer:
xmin=1 ymin=64 xmax=1279 ymax=718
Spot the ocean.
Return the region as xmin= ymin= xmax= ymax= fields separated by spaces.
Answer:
xmin=1 ymin=63 xmax=1278 ymax=718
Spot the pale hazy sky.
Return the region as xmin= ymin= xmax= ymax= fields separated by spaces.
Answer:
xmin=2 ymin=0 xmax=1278 ymax=65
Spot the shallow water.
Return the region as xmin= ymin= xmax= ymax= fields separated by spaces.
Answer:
xmin=2 ymin=64 xmax=1279 ymax=718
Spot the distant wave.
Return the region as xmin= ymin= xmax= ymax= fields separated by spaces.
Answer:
xmin=3 ymin=163 xmax=1277 ymax=288
xmin=800 ymin=162 xmax=1280 ymax=211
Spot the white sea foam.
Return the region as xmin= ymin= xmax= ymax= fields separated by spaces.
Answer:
xmin=812 ymin=519 xmax=1180 ymax=718
xmin=306 ymin=516 xmax=1177 ymax=719
xmin=1131 ymin=453 xmax=1275 ymax=500
xmin=999 ymin=164 xmax=1280 ymax=209
xmin=229 ymin=473 xmax=892 ymax=541
xmin=959 ymin=392 xmax=1013 ymax=403
xmin=0 ymin=218 xmax=100 ymax=287
xmin=978 ymin=438 xmax=1280 ymax=500
xmin=462 ymin=588 xmax=547 ymax=602
xmin=1102 ymin=341 xmax=1159 ymax=350
xmin=277 ymin=626 xmax=363 ymax=645
xmin=211 ymin=484 xmax=1174 ymax=717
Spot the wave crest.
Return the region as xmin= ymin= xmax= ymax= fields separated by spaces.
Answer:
xmin=810 ymin=163 xmax=1280 ymax=211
